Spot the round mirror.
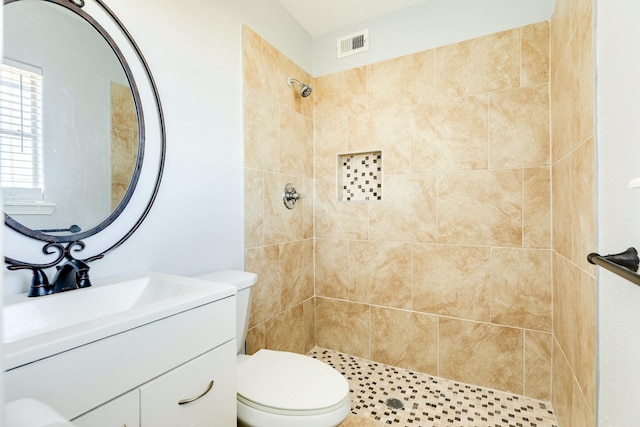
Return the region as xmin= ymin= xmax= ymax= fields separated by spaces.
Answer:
xmin=3 ymin=0 xmax=164 ymax=266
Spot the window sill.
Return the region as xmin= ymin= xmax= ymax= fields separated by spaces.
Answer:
xmin=4 ymin=201 xmax=56 ymax=215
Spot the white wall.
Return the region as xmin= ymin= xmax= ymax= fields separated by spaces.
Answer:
xmin=596 ymin=0 xmax=640 ymax=424
xmin=2 ymin=0 xmax=312 ymax=293
xmin=312 ymin=0 xmax=555 ymax=76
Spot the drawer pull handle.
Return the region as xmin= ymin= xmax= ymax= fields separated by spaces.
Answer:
xmin=178 ymin=380 xmax=215 ymax=405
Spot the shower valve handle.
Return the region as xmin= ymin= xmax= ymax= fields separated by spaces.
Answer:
xmin=290 ymin=192 xmax=306 ymax=200
xmin=283 ymin=183 xmax=306 ymax=209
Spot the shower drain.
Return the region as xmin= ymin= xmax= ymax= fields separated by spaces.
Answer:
xmin=385 ymin=397 xmax=404 ymax=410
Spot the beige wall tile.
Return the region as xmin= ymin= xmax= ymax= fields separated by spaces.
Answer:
xmin=244 ymin=88 xmax=280 ymax=172
xmin=572 ymin=377 xmax=596 ymax=427
xmin=367 ymin=50 xmax=435 ymax=110
xmin=550 ymin=18 xmax=592 ymax=162
xmin=111 ymin=82 xmax=137 ymax=129
xmin=578 ymin=271 xmax=596 ymax=417
xmin=280 ymin=108 xmax=314 ymax=178
xmin=347 ymin=107 xmax=411 ymax=175
xmin=438 ymin=169 xmax=522 ymax=246
xmin=111 ymin=183 xmax=128 ymax=210
xmin=550 ymin=0 xmax=574 ymax=74
xmin=435 ymin=29 xmax=520 ymax=99
xmin=553 ymin=254 xmax=582 ymax=378
xmin=315 ymin=67 xmax=367 ymax=121
xmin=521 ymin=22 xmax=550 ymax=86
xmin=110 ymin=129 xmax=135 ymax=188
xmin=315 ymin=118 xmax=348 ymax=179
xmin=523 ymin=167 xmax=551 ymax=249
xmin=439 ymin=318 xmax=524 ymax=395
xmin=571 ymin=138 xmax=596 ymax=272
xmin=110 ymin=124 xmax=136 ymax=207
xmin=552 ymin=338 xmax=574 ymax=427
xmin=242 ymin=25 xmax=264 ymax=93
xmin=301 ymin=177 xmax=314 ymax=239
xmin=488 ymin=84 xmax=550 ymax=169
xmin=263 ymin=172 xmax=303 ymax=244
xmin=413 ymin=244 xmax=490 ymax=322
xmin=552 ymin=157 xmax=572 ymax=258
xmin=303 ymin=298 xmax=316 ymax=353
xmin=550 ymin=0 xmax=595 ymax=416
xmin=577 ymin=13 xmax=595 ymax=146
xmin=490 ymin=248 xmax=552 ymax=331
xmin=410 ymin=95 xmax=489 ymax=172
xmin=245 ymin=245 xmax=281 ymax=327
xmin=550 ymin=54 xmax=575 ymax=163
xmin=246 ymin=323 xmax=265 ymax=355
xmin=349 ymin=240 xmax=412 ymax=309
xmin=265 ymin=304 xmax=305 ymax=354
xmin=315 ymin=239 xmax=350 ymax=300
xmin=280 ymin=239 xmax=314 ymax=311
xmin=578 ymin=0 xmax=593 ymax=31
xmin=340 ymin=415 xmax=382 ymax=427
xmin=315 ymin=178 xmax=368 ymax=240
xmin=370 ymin=306 xmax=438 ymax=374
xmin=244 ymin=168 xmax=264 ymax=248
xmin=302 ymin=77 xmax=316 ymax=119
xmin=525 ymin=330 xmax=552 ymax=401
xmin=262 ymin=41 xmax=311 ymax=117
xmin=369 ymin=174 xmax=437 ymax=243
xmin=316 ymin=297 xmax=370 ymax=359
xmin=243 ymin=26 xmax=317 ymax=368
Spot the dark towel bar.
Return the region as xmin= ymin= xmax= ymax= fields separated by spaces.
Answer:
xmin=587 ymin=247 xmax=640 ymax=287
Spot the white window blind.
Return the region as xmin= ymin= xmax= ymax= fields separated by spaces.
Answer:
xmin=0 ymin=60 xmax=44 ymax=200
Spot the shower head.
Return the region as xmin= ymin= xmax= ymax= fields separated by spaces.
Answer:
xmin=287 ymin=77 xmax=312 ymax=97
xmin=300 ymin=84 xmax=312 ymax=97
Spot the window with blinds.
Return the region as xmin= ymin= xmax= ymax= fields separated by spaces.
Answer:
xmin=0 ymin=60 xmax=44 ymax=201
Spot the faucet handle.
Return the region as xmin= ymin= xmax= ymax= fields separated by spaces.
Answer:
xmin=70 ymin=259 xmax=92 ymax=289
xmin=76 ymin=270 xmax=91 ymax=289
xmin=28 ymin=268 xmax=52 ymax=297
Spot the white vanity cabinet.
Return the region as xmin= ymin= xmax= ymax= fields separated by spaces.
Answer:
xmin=4 ymin=278 xmax=237 ymax=427
xmin=71 ymin=340 xmax=236 ymax=427
xmin=72 ymin=390 xmax=139 ymax=427
xmin=140 ymin=340 xmax=236 ymax=426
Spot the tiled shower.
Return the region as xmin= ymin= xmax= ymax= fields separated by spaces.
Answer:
xmin=242 ymin=0 xmax=596 ymax=424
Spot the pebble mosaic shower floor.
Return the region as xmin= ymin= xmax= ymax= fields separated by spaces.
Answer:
xmin=308 ymin=347 xmax=559 ymax=427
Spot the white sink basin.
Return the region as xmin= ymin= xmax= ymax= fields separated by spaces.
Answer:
xmin=3 ymin=271 xmax=235 ymax=370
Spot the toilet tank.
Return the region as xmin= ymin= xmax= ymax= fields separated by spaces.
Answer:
xmin=195 ymin=270 xmax=258 ymax=354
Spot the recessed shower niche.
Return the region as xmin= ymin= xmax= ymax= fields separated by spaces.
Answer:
xmin=338 ymin=151 xmax=382 ymax=201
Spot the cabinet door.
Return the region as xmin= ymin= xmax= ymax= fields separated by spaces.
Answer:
xmin=72 ymin=390 xmax=139 ymax=427
xmin=140 ymin=340 xmax=236 ymax=427
xmin=194 ymin=396 xmax=236 ymax=426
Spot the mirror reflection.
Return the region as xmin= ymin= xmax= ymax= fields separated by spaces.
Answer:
xmin=2 ymin=0 xmax=138 ymax=236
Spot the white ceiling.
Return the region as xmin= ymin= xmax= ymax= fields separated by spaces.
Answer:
xmin=276 ymin=0 xmax=432 ymax=37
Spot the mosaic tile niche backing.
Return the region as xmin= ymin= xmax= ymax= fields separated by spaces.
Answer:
xmin=339 ymin=151 xmax=382 ymax=201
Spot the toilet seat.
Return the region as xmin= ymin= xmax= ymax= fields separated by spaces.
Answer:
xmin=237 ymin=349 xmax=350 ymax=416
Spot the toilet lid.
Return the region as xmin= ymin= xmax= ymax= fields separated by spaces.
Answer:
xmin=237 ymin=350 xmax=350 ymax=413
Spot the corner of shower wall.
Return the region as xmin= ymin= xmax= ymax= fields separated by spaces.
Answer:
xmin=242 ymin=25 xmax=316 ymax=356
xmin=549 ymin=0 xmax=597 ymax=425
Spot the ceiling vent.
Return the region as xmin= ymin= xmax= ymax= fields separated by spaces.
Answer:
xmin=337 ymin=29 xmax=369 ymax=59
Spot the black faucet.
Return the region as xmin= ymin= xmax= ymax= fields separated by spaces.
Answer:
xmin=27 ymin=259 xmax=92 ymax=297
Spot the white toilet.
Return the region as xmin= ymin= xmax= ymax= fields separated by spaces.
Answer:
xmin=197 ymin=270 xmax=351 ymax=427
